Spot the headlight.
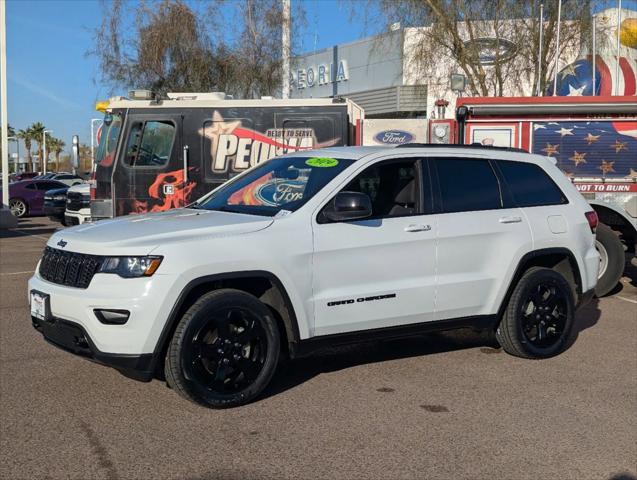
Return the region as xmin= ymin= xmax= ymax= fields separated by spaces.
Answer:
xmin=53 ymin=195 xmax=66 ymax=201
xmin=99 ymin=256 xmax=162 ymax=278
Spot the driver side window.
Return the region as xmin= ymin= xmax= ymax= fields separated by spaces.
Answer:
xmin=125 ymin=120 xmax=175 ymax=167
xmin=343 ymin=159 xmax=422 ymax=218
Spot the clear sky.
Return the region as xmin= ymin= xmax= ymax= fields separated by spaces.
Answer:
xmin=5 ymin=0 xmax=373 ymax=158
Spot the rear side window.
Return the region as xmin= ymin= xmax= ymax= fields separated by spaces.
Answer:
xmin=435 ymin=158 xmax=501 ymax=213
xmin=497 ymin=160 xmax=567 ymax=207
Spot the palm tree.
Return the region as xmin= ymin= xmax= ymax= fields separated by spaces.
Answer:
xmin=17 ymin=128 xmax=34 ymax=172
xmin=50 ymin=137 xmax=66 ymax=172
xmin=29 ymin=122 xmax=46 ymax=172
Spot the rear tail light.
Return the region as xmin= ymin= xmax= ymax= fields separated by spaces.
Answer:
xmin=89 ymin=171 xmax=96 ymax=200
xmin=585 ymin=210 xmax=598 ymax=233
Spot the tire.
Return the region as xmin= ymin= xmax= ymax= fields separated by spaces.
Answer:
xmin=9 ymin=198 xmax=27 ymax=218
xmin=496 ymin=267 xmax=575 ymax=359
xmin=594 ymin=223 xmax=624 ymax=297
xmin=165 ymin=288 xmax=280 ymax=408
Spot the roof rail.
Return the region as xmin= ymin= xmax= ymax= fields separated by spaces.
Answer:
xmin=395 ymin=143 xmax=529 ymax=153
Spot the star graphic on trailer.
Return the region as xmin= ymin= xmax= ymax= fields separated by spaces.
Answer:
xmin=584 ymin=133 xmax=601 ymax=145
xmin=569 ymin=151 xmax=587 ymax=166
xmin=542 ymin=143 xmax=559 ymax=156
xmin=198 ymin=111 xmax=242 ymax=164
xmin=599 ymin=160 xmax=615 ymax=175
xmin=567 ymin=84 xmax=585 ymax=96
xmin=611 ymin=139 xmax=628 ymax=153
xmin=559 ymin=62 xmax=581 ymax=80
xmin=557 ymin=127 xmax=574 ymax=136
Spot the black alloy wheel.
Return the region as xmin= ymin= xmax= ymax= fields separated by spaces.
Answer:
xmin=183 ymin=306 xmax=267 ymax=394
xmin=496 ymin=267 xmax=575 ymax=359
xmin=520 ymin=282 xmax=567 ymax=348
xmin=165 ymin=289 xmax=280 ymax=408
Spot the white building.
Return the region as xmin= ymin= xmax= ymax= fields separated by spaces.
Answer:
xmin=290 ymin=7 xmax=636 ymax=119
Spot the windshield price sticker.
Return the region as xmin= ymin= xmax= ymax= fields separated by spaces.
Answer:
xmin=306 ymin=157 xmax=338 ymax=168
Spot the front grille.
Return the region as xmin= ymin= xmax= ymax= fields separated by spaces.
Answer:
xmin=39 ymin=247 xmax=103 ymax=289
xmin=66 ymin=191 xmax=87 ymax=212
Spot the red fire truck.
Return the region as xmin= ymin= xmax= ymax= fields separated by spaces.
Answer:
xmin=429 ymin=95 xmax=637 ymax=296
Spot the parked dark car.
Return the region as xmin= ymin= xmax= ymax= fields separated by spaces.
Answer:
xmin=43 ymin=186 xmax=70 ymax=225
xmin=34 ymin=173 xmax=57 ymax=180
xmin=10 ymin=172 xmax=39 ymax=182
xmin=1 ymin=179 xmax=68 ymax=218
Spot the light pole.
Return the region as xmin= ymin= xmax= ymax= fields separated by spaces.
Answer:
xmin=1 ymin=0 xmax=9 ymax=212
xmin=552 ymin=0 xmax=562 ymax=95
xmin=7 ymin=136 xmax=19 ymax=173
xmin=91 ymin=118 xmax=102 ymax=166
xmin=43 ymin=129 xmax=52 ymax=174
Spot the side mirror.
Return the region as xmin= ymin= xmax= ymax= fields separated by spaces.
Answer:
xmin=325 ymin=191 xmax=372 ymax=222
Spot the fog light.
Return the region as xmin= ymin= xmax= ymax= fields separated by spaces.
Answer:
xmin=94 ymin=309 xmax=130 ymax=325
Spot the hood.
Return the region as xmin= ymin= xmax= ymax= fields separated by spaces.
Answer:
xmin=47 ymin=208 xmax=274 ymax=255
xmin=68 ymin=183 xmax=90 ymax=194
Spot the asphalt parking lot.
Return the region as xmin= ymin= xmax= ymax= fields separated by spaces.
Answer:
xmin=1 ymin=217 xmax=636 ymax=480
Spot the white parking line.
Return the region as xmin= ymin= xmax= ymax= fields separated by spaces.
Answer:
xmin=615 ymin=295 xmax=637 ymax=305
xmin=0 ymin=271 xmax=34 ymax=276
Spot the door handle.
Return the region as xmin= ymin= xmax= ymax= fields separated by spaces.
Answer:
xmin=183 ymin=145 xmax=189 ymax=183
xmin=404 ymin=224 xmax=432 ymax=232
xmin=499 ymin=216 xmax=522 ymax=224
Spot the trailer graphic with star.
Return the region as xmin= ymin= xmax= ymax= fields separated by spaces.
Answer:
xmin=90 ymin=93 xmax=363 ymax=219
xmin=429 ymin=95 xmax=636 ymax=297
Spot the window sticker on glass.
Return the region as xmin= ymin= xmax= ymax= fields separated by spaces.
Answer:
xmin=227 ymin=168 xmax=310 ymax=207
xmin=306 ymin=157 xmax=339 ymax=168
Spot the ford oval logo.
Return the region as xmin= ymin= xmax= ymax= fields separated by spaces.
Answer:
xmin=57 ymin=239 xmax=67 ymax=248
xmin=374 ymin=130 xmax=414 ymax=145
xmin=463 ymin=38 xmax=516 ymax=65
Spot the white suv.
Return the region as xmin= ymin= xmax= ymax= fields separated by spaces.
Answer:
xmin=28 ymin=145 xmax=599 ymax=408
xmin=64 ymin=183 xmax=91 ymax=226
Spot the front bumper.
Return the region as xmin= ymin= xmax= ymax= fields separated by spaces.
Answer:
xmin=65 ymin=209 xmax=91 ymax=225
xmin=43 ymin=204 xmax=65 ymax=218
xmin=32 ymin=316 xmax=154 ymax=381
xmin=28 ymin=269 xmax=183 ymax=356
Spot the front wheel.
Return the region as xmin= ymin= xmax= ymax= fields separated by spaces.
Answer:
xmin=165 ymin=289 xmax=280 ymax=408
xmin=594 ymin=223 xmax=624 ymax=297
xmin=496 ymin=267 xmax=575 ymax=359
xmin=9 ymin=198 xmax=27 ymax=218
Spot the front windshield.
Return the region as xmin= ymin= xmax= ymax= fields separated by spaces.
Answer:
xmin=195 ymin=156 xmax=353 ymax=217
xmin=94 ymin=115 xmax=122 ymax=168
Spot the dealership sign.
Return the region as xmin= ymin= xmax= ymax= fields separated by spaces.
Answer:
xmin=291 ymin=60 xmax=349 ymax=90
xmin=373 ymin=130 xmax=415 ymax=145
xmin=464 ymin=38 xmax=516 ymax=65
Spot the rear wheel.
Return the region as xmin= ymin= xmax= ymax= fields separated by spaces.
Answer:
xmin=9 ymin=198 xmax=27 ymax=218
xmin=594 ymin=223 xmax=624 ymax=297
xmin=496 ymin=267 xmax=574 ymax=359
xmin=165 ymin=289 xmax=280 ymax=408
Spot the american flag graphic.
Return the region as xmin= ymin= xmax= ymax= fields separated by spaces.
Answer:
xmin=545 ymin=56 xmax=636 ymax=97
xmin=531 ymin=121 xmax=637 ymax=179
